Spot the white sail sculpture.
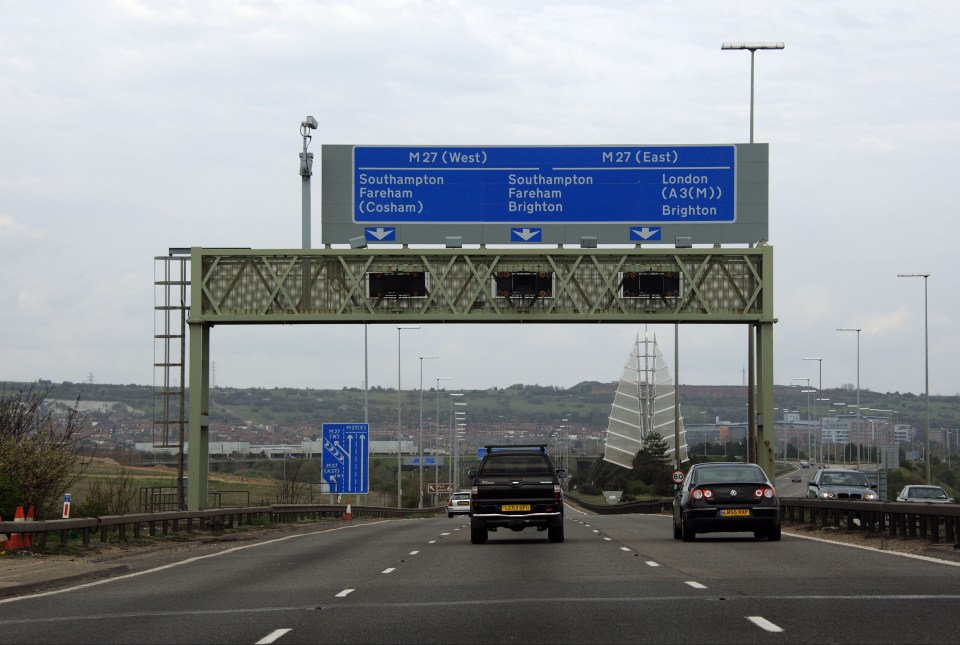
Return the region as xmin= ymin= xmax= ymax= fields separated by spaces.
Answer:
xmin=604 ymin=331 xmax=689 ymax=469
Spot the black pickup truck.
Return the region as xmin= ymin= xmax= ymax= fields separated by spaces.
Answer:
xmin=467 ymin=444 xmax=566 ymax=544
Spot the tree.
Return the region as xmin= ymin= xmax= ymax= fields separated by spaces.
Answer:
xmin=633 ymin=432 xmax=670 ymax=492
xmin=0 ymin=384 xmax=92 ymax=520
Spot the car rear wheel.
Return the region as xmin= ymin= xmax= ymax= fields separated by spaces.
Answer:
xmin=767 ymin=525 xmax=782 ymax=541
xmin=673 ymin=519 xmax=682 ymax=540
xmin=681 ymin=516 xmax=695 ymax=542
xmin=548 ymin=523 xmax=564 ymax=543
xmin=470 ymin=519 xmax=487 ymax=544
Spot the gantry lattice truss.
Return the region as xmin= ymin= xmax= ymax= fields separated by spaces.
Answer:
xmin=191 ymin=246 xmax=773 ymax=324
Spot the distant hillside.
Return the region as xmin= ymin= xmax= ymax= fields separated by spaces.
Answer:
xmin=3 ymin=380 xmax=958 ymax=434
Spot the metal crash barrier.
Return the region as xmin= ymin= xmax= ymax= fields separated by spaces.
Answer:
xmin=0 ymin=504 xmax=443 ymax=551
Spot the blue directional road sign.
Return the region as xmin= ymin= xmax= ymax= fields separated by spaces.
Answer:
xmin=351 ymin=145 xmax=735 ymax=223
xmin=322 ymin=423 xmax=369 ymax=494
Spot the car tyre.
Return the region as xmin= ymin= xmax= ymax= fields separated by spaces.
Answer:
xmin=767 ymin=525 xmax=782 ymax=541
xmin=447 ymin=512 xmax=453 ymax=518
xmin=548 ymin=523 xmax=564 ymax=543
xmin=470 ymin=519 xmax=487 ymax=544
xmin=673 ymin=518 xmax=682 ymax=540
xmin=681 ymin=515 xmax=695 ymax=542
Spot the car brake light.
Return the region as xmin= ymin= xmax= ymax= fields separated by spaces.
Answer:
xmin=692 ymin=488 xmax=713 ymax=500
xmin=553 ymin=484 xmax=562 ymax=498
xmin=754 ymin=487 xmax=775 ymax=498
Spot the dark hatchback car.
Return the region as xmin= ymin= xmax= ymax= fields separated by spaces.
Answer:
xmin=673 ymin=462 xmax=781 ymax=542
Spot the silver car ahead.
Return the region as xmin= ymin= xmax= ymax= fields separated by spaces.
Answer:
xmin=447 ymin=491 xmax=472 ymax=517
xmin=896 ymin=485 xmax=953 ymax=503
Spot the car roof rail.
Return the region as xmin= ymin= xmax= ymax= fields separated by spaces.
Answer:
xmin=484 ymin=444 xmax=547 ymax=453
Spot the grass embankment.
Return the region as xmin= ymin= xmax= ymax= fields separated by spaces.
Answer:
xmin=73 ymin=457 xmax=280 ymax=512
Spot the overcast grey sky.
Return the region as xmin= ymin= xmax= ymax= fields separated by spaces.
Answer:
xmin=2 ymin=1 xmax=957 ymax=396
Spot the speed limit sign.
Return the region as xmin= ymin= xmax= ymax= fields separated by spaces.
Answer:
xmin=671 ymin=469 xmax=685 ymax=484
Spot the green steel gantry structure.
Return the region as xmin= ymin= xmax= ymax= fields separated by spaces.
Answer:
xmin=155 ymin=245 xmax=776 ymax=509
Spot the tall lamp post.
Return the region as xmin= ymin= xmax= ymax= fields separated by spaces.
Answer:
xmin=837 ymin=328 xmax=861 ymax=468
xmin=435 ymin=376 xmax=453 ymax=504
xmin=792 ymin=378 xmax=812 ymax=460
xmin=898 ymin=273 xmax=931 ymax=484
xmin=721 ymin=42 xmax=785 ymax=144
xmin=803 ymin=357 xmax=823 ymax=464
xmin=455 ymin=411 xmax=467 ymax=488
xmin=396 ymin=325 xmax=420 ymax=508
xmin=721 ymin=41 xmax=784 ymax=472
xmin=418 ymin=355 xmax=438 ymax=508
xmin=449 ymin=393 xmax=464 ymax=485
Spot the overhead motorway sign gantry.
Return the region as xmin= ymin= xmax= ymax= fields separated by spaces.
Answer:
xmin=321 ymin=423 xmax=369 ymax=495
xmin=321 ymin=144 xmax=768 ymax=246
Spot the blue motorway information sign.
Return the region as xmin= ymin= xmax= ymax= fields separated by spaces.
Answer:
xmin=322 ymin=423 xmax=369 ymax=494
xmin=353 ymin=146 xmax=735 ymax=223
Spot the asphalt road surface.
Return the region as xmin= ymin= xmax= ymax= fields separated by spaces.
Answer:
xmin=1 ymin=509 xmax=958 ymax=644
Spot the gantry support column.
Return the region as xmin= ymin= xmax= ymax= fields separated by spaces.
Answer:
xmin=756 ymin=321 xmax=776 ymax=479
xmin=187 ymin=249 xmax=211 ymax=510
xmin=755 ymin=244 xmax=776 ymax=480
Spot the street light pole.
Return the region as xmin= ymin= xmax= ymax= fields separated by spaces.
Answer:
xmin=793 ymin=377 xmax=812 ymax=460
xmin=455 ymin=412 xmax=467 ymax=488
xmin=418 ymin=355 xmax=438 ymax=509
xmin=449 ymin=393 xmax=464 ymax=485
xmin=722 ymin=41 xmax=783 ymax=472
xmin=837 ymin=328 xmax=861 ymax=468
xmin=899 ymin=273 xmax=931 ymax=483
xmin=435 ymin=376 xmax=453 ymax=504
xmin=721 ymin=42 xmax=784 ymax=144
xmin=803 ymin=357 xmax=823 ymax=464
xmin=396 ymin=326 xmax=420 ymax=508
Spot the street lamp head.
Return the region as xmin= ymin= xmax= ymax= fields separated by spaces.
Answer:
xmin=722 ymin=42 xmax=785 ymax=51
xmin=802 ymin=357 xmax=822 ymax=361
xmin=419 ymin=355 xmax=439 ymax=360
xmin=836 ymin=327 xmax=861 ymax=333
xmin=897 ymin=273 xmax=930 ymax=278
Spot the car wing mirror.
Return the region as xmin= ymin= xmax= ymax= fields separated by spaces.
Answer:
xmin=467 ymin=469 xmax=477 ymax=480
xmin=556 ymin=468 xmax=567 ymax=479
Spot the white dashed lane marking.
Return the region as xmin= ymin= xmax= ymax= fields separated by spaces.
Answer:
xmin=255 ymin=628 xmax=292 ymax=644
xmin=335 ymin=589 xmax=354 ymax=598
xmin=747 ymin=616 xmax=784 ymax=633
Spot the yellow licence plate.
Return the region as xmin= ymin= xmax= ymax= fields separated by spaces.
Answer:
xmin=502 ymin=504 xmax=532 ymax=512
xmin=721 ymin=509 xmax=751 ymax=517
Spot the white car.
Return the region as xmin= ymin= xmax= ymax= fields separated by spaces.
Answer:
xmin=447 ymin=491 xmax=472 ymax=517
xmin=896 ymin=485 xmax=953 ymax=504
